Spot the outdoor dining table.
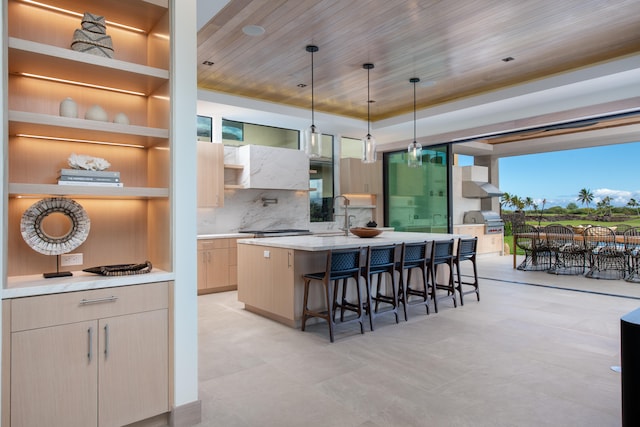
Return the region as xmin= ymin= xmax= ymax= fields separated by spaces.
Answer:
xmin=512 ymin=231 xmax=626 ymax=269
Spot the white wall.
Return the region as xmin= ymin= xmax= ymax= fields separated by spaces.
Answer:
xmin=172 ymin=0 xmax=199 ymax=410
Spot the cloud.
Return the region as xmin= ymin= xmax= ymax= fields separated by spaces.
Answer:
xmin=545 ymin=188 xmax=640 ymax=207
xmin=593 ymin=188 xmax=637 ymax=206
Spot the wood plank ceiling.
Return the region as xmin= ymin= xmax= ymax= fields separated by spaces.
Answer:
xmin=197 ymin=0 xmax=640 ymax=123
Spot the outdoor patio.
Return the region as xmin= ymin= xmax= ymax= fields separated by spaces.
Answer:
xmin=485 ymin=253 xmax=640 ymax=300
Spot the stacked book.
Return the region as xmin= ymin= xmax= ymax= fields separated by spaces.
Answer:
xmin=58 ymin=168 xmax=123 ymax=187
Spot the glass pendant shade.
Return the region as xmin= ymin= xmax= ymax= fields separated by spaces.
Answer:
xmin=305 ymin=124 xmax=322 ymax=159
xmin=407 ymin=140 xmax=422 ymax=168
xmin=362 ymin=63 xmax=376 ymax=164
xmin=362 ymin=133 xmax=377 ymax=163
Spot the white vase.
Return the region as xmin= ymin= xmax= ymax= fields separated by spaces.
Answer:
xmin=59 ymin=97 xmax=78 ymax=118
xmin=85 ymin=104 xmax=108 ymax=121
xmin=113 ymin=112 xmax=130 ymax=125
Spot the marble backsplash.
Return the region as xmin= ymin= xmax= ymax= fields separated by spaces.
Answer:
xmin=196 ymin=145 xmax=377 ymax=234
xmin=197 ymin=188 xmax=310 ymax=233
xmin=197 ymin=189 xmax=375 ymax=234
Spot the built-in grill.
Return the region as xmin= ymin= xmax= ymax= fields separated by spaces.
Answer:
xmin=239 ymin=229 xmax=312 ymax=238
xmin=463 ymin=211 xmax=505 ymax=235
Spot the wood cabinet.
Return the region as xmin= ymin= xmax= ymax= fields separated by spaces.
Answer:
xmin=237 ymin=246 xmax=296 ymax=322
xmin=197 ymin=238 xmax=239 ymax=294
xmin=340 ymin=158 xmax=382 ymax=195
xmin=4 ymin=0 xmax=172 ymax=277
xmin=8 ymin=283 xmax=169 ymax=427
xmin=237 ymin=244 xmax=325 ymax=327
xmin=197 ymin=141 xmax=224 ymax=207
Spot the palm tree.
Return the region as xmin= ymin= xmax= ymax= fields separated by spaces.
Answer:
xmin=577 ymin=188 xmax=594 ymax=214
xmin=500 ymin=192 xmax=511 ymax=211
xmin=524 ymin=197 xmax=534 ymax=211
xmin=510 ymin=195 xmax=525 ymax=212
xmin=628 ymin=198 xmax=640 ymax=216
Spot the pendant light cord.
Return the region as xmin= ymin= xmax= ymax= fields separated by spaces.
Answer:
xmin=409 ymin=77 xmax=420 ymax=146
xmin=311 ymin=49 xmax=315 ymax=127
xmin=367 ymin=66 xmax=371 ymax=135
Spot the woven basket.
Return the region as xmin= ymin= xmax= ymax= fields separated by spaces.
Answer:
xmin=81 ymin=12 xmax=106 ymax=34
xmin=71 ymin=29 xmax=114 ymax=58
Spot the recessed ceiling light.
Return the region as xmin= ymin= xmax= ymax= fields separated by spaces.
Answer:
xmin=243 ymin=25 xmax=265 ymax=36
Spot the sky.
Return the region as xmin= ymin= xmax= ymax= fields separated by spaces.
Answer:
xmin=489 ymin=141 xmax=640 ymax=208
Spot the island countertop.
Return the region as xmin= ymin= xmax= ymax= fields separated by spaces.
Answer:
xmin=237 ymin=231 xmax=469 ymax=251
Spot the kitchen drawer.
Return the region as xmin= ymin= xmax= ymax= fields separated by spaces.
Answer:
xmin=11 ymin=282 xmax=169 ymax=332
xmin=198 ymin=239 xmax=229 ymax=251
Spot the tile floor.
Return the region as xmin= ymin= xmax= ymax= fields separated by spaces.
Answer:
xmin=196 ymin=255 xmax=640 ymax=427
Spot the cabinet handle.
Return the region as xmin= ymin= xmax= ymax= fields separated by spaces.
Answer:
xmin=79 ymin=296 xmax=118 ymax=305
xmin=87 ymin=327 xmax=93 ymax=362
xmin=288 ymin=251 xmax=291 ymax=268
xmin=208 ymin=252 xmax=211 ymax=263
xmin=104 ymin=324 xmax=110 ymax=359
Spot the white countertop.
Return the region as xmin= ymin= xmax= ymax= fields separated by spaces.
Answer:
xmin=3 ymin=270 xmax=174 ymax=299
xmin=198 ymin=233 xmax=248 ymax=239
xmin=237 ymin=231 xmax=470 ymax=251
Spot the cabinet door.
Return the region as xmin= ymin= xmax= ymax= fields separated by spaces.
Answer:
xmin=11 ymin=321 xmax=98 ymax=427
xmin=98 ymin=309 xmax=169 ymax=427
xmin=207 ymin=247 xmax=230 ymax=289
xmin=341 ymin=158 xmax=382 ymax=194
xmin=197 ymin=249 xmax=208 ymax=291
xmin=197 ymin=141 xmax=224 ymax=207
xmin=237 ymin=245 xmax=295 ymax=320
xmin=228 ymin=239 xmax=238 ymax=286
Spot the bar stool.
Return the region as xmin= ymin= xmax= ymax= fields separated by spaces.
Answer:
xmin=301 ymin=247 xmax=364 ymax=342
xmin=361 ymin=244 xmax=399 ymax=331
xmin=395 ymin=241 xmax=431 ymax=320
xmin=429 ymin=239 xmax=457 ymax=311
xmin=453 ymin=237 xmax=480 ymax=306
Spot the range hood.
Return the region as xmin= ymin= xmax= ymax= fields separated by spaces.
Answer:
xmin=462 ymin=181 xmax=504 ymax=198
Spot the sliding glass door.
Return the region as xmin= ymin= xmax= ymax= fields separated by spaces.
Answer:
xmin=384 ymin=144 xmax=450 ymax=232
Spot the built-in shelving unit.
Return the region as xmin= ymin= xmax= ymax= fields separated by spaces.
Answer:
xmin=4 ymin=0 xmax=172 ymax=280
xmin=224 ymin=163 xmax=245 ymax=189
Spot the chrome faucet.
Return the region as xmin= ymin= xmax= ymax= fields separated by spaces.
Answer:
xmin=333 ymin=195 xmax=351 ymax=236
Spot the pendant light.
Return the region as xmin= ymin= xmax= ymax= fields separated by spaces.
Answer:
xmin=407 ymin=77 xmax=423 ymax=168
xmin=362 ymin=63 xmax=376 ymax=164
xmin=304 ymin=45 xmax=322 ymax=158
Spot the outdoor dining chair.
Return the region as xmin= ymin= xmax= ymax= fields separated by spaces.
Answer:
xmin=544 ymin=224 xmax=585 ymax=275
xmin=514 ymin=224 xmax=551 ymax=271
xmin=583 ymin=226 xmax=626 ymax=280
xmin=624 ymin=226 xmax=640 ymax=283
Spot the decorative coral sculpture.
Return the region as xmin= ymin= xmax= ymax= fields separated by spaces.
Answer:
xmin=68 ymin=153 xmax=111 ymax=171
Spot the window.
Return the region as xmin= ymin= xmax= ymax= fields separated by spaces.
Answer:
xmin=340 ymin=136 xmax=362 ymax=159
xmin=221 ymin=120 xmax=298 ymax=148
xmin=309 ymin=134 xmax=334 ymax=222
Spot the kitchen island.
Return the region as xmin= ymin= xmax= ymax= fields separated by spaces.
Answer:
xmin=237 ymin=231 xmax=467 ymax=327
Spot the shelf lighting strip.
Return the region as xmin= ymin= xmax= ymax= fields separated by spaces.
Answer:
xmin=16 ymin=133 xmax=145 ymax=149
xmin=21 ymin=0 xmax=147 ymax=34
xmin=19 ymin=73 xmax=147 ymax=97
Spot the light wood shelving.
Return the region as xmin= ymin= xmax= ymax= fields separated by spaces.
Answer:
xmin=5 ymin=0 xmax=171 ymax=279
